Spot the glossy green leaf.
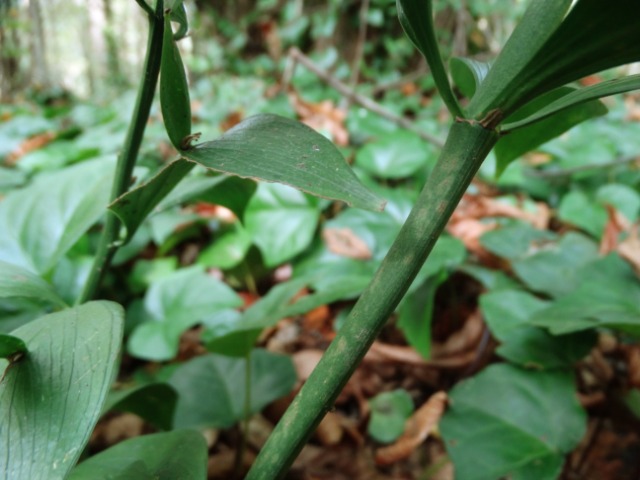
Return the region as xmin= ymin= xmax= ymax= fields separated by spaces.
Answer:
xmin=396 ymin=0 xmax=463 ymax=117
xmin=110 ymin=160 xmax=195 ymax=242
xmin=0 ymin=301 xmax=124 ymax=480
xmin=368 ymin=389 xmax=414 ymax=443
xmin=170 ymin=349 xmax=296 ymax=429
xmin=494 ymin=87 xmax=607 ymax=174
xmin=244 ymin=183 xmax=321 ymax=267
xmin=160 ymin=12 xmax=191 ymax=150
xmin=182 ymin=114 xmax=385 ymax=212
xmin=0 ymin=260 xmax=67 ymax=308
xmin=467 ymin=0 xmax=572 ymax=118
xmin=441 ymin=364 xmax=587 ymax=480
xmin=68 ymin=430 xmax=207 ymax=480
xmin=169 ymin=2 xmax=188 ymax=40
xmin=0 ymin=334 xmax=27 ymax=359
xmin=449 ymin=57 xmax=491 ymax=99
xmin=512 ymin=232 xmax=598 ymax=298
xmin=503 ymin=74 xmax=640 ymax=131
xmin=0 ymin=158 xmax=113 ymax=275
xmin=481 ymin=290 xmax=595 ymax=368
xmin=531 ymin=255 xmax=640 ymax=336
xmin=197 ymin=224 xmax=252 ymax=269
xmin=480 ymin=222 xmax=556 ymax=261
xmin=127 ymin=266 xmax=242 ymax=361
xmin=355 ymin=130 xmax=435 ymax=179
xmin=103 ymin=383 xmax=178 ymax=431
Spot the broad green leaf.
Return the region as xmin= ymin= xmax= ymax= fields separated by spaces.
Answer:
xmin=449 ymin=57 xmax=491 ymax=99
xmin=494 ymin=87 xmax=607 ymax=174
xmin=441 ymin=364 xmax=587 ymax=480
xmin=512 ymin=232 xmax=598 ymax=298
xmin=531 ymin=255 xmax=640 ymax=336
xmin=396 ymin=0 xmax=463 ymax=117
xmin=0 ymin=301 xmax=124 ymax=480
xmin=481 ymin=290 xmax=595 ymax=368
xmin=0 ymin=158 xmax=113 ymax=275
xmin=186 ymin=175 xmax=257 ymax=221
xmin=110 ymin=160 xmax=195 ymax=242
xmin=558 ymin=190 xmax=607 ymax=238
xmin=507 ymin=0 xmax=640 ymax=116
xmin=368 ymin=389 xmax=414 ymax=444
xmin=503 ymin=74 xmax=640 ymax=131
xmin=597 ymin=184 xmax=640 ymax=224
xmin=169 ymin=1 xmax=188 ymax=40
xmin=160 ymin=12 xmax=191 ymax=150
xmin=68 ymin=430 xmax=207 ymax=480
xmin=103 ymin=383 xmax=178 ymax=431
xmin=480 ymin=222 xmax=556 ymax=261
xmin=467 ymin=0 xmax=572 ymax=118
xmin=355 ymin=130 xmax=435 ymax=179
xmin=197 ymin=223 xmax=252 ymax=269
xmin=127 ymin=257 xmax=178 ymax=294
xmin=170 ymin=350 xmax=296 ymax=429
xmin=244 ymin=183 xmax=320 ymax=267
xmin=0 ymin=260 xmax=67 ymax=308
xmin=127 ymin=266 xmax=242 ymax=361
xmin=398 ymin=276 xmax=440 ymax=360
xmin=0 ymin=334 xmax=27 ymax=359
xmin=182 ymin=114 xmax=386 ymax=212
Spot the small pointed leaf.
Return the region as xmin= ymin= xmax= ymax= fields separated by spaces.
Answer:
xmin=169 ymin=2 xmax=188 ymax=40
xmin=182 ymin=114 xmax=385 ymax=211
xmin=160 ymin=11 xmax=191 ymax=149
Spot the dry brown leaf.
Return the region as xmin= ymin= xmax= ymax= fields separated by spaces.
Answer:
xmin=5 ymin=131 xmax=56 ymax=165
xmin=323 ymin=227 xmax=372 ymax=259
xmin=288 ymin=89 xmax=349 ymax=146
xmin=314 ymin=411 xmax=344 ymax=446
xmin=617 ymin=225 xmax=640 ymax=275
xmin=374 ymin=391 xmax=448 ymax=466
xmin=627 ymin=346 xmax=640 ymax=388
xmin=292 ymin=349 xmax=324 ymax=381
xmin=431 ymin=309 xmax=484 ymax=358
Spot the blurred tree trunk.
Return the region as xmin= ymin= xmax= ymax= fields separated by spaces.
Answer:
xmin=103 ymin=0 xmax=126 ymax=89
xmin=28 ymin=0 xmax=50 ymax=89
xmin=0 ymin=0 xmax=20 ymax=101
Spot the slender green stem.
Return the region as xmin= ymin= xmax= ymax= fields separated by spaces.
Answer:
xmin=245 ymin=120 xmax=498 ymax=479
xmin=78 ymin=1 xmax=164 ymax=304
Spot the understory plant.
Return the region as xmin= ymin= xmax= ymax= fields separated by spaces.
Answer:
xmin=0 ymin=0 xmax=639 ymax=479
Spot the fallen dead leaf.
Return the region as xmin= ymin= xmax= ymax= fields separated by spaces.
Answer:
xmin=374 ymin=391 xmax=448 ymax=466
xmin=323 ymin=227 xmax=372 ymax=259
xmin=314 ymin=411 xmax=344 ymax=446
xmin=288 ymin=89 xmax=349 ymax=146
xmin=431 ymin=309 xmax=484 ymax=358
xmin=5 ymin=131 xmax=56 ymax=165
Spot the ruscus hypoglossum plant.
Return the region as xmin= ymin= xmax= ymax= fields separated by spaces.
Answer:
xmin=0 ymin=0 xmax=639 ymax=479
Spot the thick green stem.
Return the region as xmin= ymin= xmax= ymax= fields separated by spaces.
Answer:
xmin=245 ymin=120 xmax=498 ymax=479
xmin=78 ymin=1 xmax=164 ymax=304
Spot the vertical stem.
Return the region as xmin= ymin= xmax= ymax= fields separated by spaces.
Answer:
xmin=78 ymin=0 xmax=164 ymax=304
xmin=245 ymin=120 xmax=498 ymax=479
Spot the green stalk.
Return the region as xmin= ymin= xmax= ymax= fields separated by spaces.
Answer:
xmin=78 ymin=1 xmax=164 ymax=304
xmin=245 ymin=120 xmax=499 ymax=479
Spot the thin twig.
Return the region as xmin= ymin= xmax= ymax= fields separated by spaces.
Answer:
xmin=339 ymin=0 xmax=370 ymax=111
xmin=525 ymin=154 xmax=640 ymax=179
xmin=284 ymin=47 xmax=446 ymax=148
xmin=133 ymin=0 xmax=154 ymax=17
xmin=371 ymin=61 xmax=429 ymax=95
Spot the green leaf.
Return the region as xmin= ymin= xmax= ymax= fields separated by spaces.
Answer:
xmin=355 ymin=130 xmax=435 ymax=179
xmin=0 ymin=260 xmax=67 ymax=308
xmin=449 ymin=57 xmax=491 ymax=99
xmin=503 ymin=74 xmax=640 ymax=131
xmin=480 ymin=222 xmax=556 ymax=261
xmin=441 ymin=364 xmax=587 ymax=480
xmin=0 ymin=158 xmax=113 ymax=275
xmin=558 ymin=190 xmax=607 ymax=238
xmin=398 ymin=274 xmax=440 ymax=359
xmin=0 ymin=301 xmax=124 ymax=480
xmin=244 ymin=183 xmax=321 ymax=267
xmin=481 ymin=290 xmax=595 ymax=368
xmin=512 ymin=232 xmax=598 ymax=298
xmin=103 ymin=383 xmax=178 ymax=431
xmin=160 ymin=11 xmax=191 ymax=150
xmin=197 ymin=223 xmax=252 ymax=269
xmin=368 ymin=389 xmax=414 ymax=443
xmin=68 ymin=430 xmax=207 ymax=480
xmin=182 ymin=114 xmax=385 ymax=212
xmin=169 ymin=2 xmax=188 ymax=40
xmin=170 ymin=350 xmax=296 ymax=429
xmin=396 ymin=0 xmax=463 ymax=117
xmin=494 ymin=87 xmax=607 ymax=174
xmin=110 ymin=160 xmax=195 ymax=242
xmin=467 ymin=0 xmax=572 ymax=118
xmin=530 ymin=255 xmax=640 ymax=336
xmin=0 ymin=334 xmax=27 ymax=359
xmin=127 ymin=266 xmax=243 ymax=361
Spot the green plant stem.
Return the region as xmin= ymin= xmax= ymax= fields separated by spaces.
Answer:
xmin=245 ymin=120 xmax=498 ymax=479
xmin=78 ymin=1 xmax=164 ymax=304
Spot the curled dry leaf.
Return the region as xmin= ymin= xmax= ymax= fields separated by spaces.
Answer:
xmin=374 ymin=391 xmax=448 ymax=466
xmin=6 ymin=131 xmax=56 ymax=165
xmin=287 ymin=89 xmax=349 ymax=146
xmin=431 ymin=309 xmax=485 ymax=358
xmin=323 ymin=227 xmax=372 ymax=260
